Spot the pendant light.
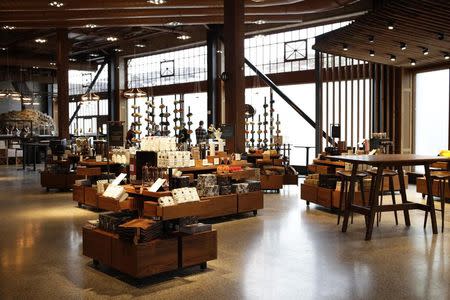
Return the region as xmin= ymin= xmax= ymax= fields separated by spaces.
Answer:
xmin=124 ymin=87 xmax=147 ymax=98
xmin=0 ymin=48 xmax=22 ymax=101
xmin=81 ymin=91 xmax=100 ymax=101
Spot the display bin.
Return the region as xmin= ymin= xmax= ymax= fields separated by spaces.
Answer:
xmin=283 ymin=174 xmax=298 ymax=185
xmin=73 ymin=185 xmax=85 ymax=204
xmin=260 ymin=174 xmax=284 ymax=190
xmin=331 ymin=190 xmax=370 ymax=209
xmin=300 ymin=183 xmax=317 ymax=203
xmin=97 ymin=195 xmax=138 ymax=212
xmin=180 ymin=230 xmax=217 ymax=268
xmin=199 ymin=194 xmax=237 ymax=218
xmin=237 ymin=191 xmax=263 ymax=213
xmin=77 ymin=167 xmax=102 ymax=177
xmin=40 ymin=172 xmax=67 ymax=189
xmin=416 ymin=177 xmax=450 ymax=199
xmin=317 ymin=187 xmax=333 ymax=208
xmin=84 ymin=186 xmax=99 ymax=207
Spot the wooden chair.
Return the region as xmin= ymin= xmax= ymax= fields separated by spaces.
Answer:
xmin=367 ymin=168 xmax=399 ymax=226
xmin=337 ymin=170 xmax=367 ymax=225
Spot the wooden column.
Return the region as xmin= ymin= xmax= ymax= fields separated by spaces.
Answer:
xmin=224 ymin=0 xmax=245 ymax=153
xmin=56 ymin=28 xmax=70 ymax=139
xmin=207 ymin=25 xmax=223 ymax=127
xmin=108 ymin=53 xmax=123 ymax=122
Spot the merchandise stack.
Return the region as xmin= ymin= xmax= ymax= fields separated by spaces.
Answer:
xmin=217 ymin=175 xmax=232 ymax=195
xmin=173 ymin=97 xmax=183 ymax=139
xmin=131 ymin=103 xmax=142 ymax=143
xmin=145 ymin=96 xmax=156 ymax=136
xmin=196 ymin=174 xmax=219 ymax=197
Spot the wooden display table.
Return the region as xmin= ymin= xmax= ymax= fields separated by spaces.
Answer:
xmin=416 ymin=177 xmax=450 ymax=199
xmin=83 ymin=227 xmax=217 ymax=278
xmin=41 ymin=171 xmax=81 ymax=191
xmin=143 ymin=191 xmax=264 ymax=219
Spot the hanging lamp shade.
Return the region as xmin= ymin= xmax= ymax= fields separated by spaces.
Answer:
xmin=124 ymin=87 xmax=147 ymax=98
xmin=0 ymin=89 xmax=22 ymax=101
xmin=81 ymin=92 xmax=100 ymax=101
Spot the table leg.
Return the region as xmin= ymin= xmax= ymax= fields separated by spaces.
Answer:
xmin=397 ymin=166 xmax=411 ymax=226
xmin=424 ymin=164 xmax=438 ymax=234
xmin=33 ymin=145 xmax=36 ymax=171
xmin=342 ymin=163 xmax=359 ymax=233
xmin=365 ymin=166 xmax=384 ymax=241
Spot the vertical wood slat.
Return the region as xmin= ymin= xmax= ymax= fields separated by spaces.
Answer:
xmin=357 ymin=60 xmax=360 ymax=143
xmin=369 ymin=62 xmax=372 ymax=136
xmin=325 ymin=54 xmax=329 ymax=146
xmin=332 ymin=55 xmax=336 ymax=127
xmin=345 ymin=58 xmax=348 ymax=144
xmin=350 ymin=58 xmax=354 ymax=148
xmin=338 ymin=56 xmax=342 ymax=139
xmin=363 ymin=61 xmax=366 ymax=139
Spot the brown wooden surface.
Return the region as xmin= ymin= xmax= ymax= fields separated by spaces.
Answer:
xmin=73 ymin=185 xmax=85 ymax=204
xmin=124 ymin=185 xmax=172 ymax=198
xmin=328 ymin=154 xmax=450 ymax=166
xmin=82 ymin=227 xmax=113 ymax=265
xmin=84 ymin=186 xmax=98 ymax=207
xmin=300 ymin=184 xmax=317 ymax=203
xmin=97 ymin=195 xmax=138 ymax=212
xmin=180 ymin=230 xmax=217 ymax=268
xmin=79 ymin=160 xmax=117 ymax=167
xmin=317 ymin=187 xmax=333 ymax=208
xmin=313 ymin=159 xmax=346 ymax=167
xmin=237 ymin=191 xmax=264 ymax=213
xmin=40 ymin=172 xmax=70 ymax=189
xmin=76 ymin=167 xmax=102 ymax=176
xmin=200 ymin=194 xmax=238 ymax=218
xmin=260 ymin=174 xmax=283 ymax=190
xmin=416 ymin=177 xmax=450 ymax=199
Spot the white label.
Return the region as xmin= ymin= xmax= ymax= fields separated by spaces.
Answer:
xmin=202 ymin=159 xmax=209 ymax=166
xmin=214 ymin=158 xmax=220 ymax=165
xmin=235 ymin=153 xmax=241 ymax=161
xmin=53 ymin=155 xmax=58 ymax=161
xmin=189 ymin=159 xmax=196 ymax=167
xmin=148 ymin=178 xmax=166 ymax=192
xmin=96 ymin=155 xmax=102 ymax=162
xmin=111 ymin=173 xmax=127 ymax=186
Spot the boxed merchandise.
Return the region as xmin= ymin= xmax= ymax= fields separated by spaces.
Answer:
xmin=216 ymin=175 xmax=231 ymax=186
xmin=197 ymin=174 xmax=217 ymax=187
xmin=171 ymin=187 xmax=200 ymax=203
xmin=170 ymin=176 xmax=190 ymax=189
xmin=117 ymin=219 xmax=163 ymax=243
xmin=232 ymin=183 xmax=249 ymax=194
xmin=98 ymin=211 xmax=138 ymax=232
xmin=179 ymin=223 xmax=212 ymax=234
xmin=203 ymin=185 xmax=219 ymax=197
xmin=246 ymin=180 xmax=261 ymax=192
xmin=158 ymin=196 xmax=176 ymax=207
xmin=219 ymin=185 xmax=232 ymax=195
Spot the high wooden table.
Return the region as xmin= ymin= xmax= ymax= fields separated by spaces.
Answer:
xmin=328 ymin=154 xmax=450 ymax=240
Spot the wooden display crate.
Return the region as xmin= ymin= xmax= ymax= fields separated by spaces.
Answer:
xmin=260 ymin=174 xmax=284 ymax=190
xmin=416 ymin=177 xmax=450 ymax=199
xmin=73 ymin=185 xmax=85 ymax=204
xmin=40 ymin=172 xmax=67 ymax=189
xmin=331 ymin=190 xmax=370 ymax=209
xmin=77 ymin=167 xmax=102 ymax=177
xmin=300 ymin=183 xmax=317 ymax=203
xmin=317 ymin=187 xmax=333 ymax=208
xmin=84 ymin=186 xmax=99 ymax=207
xmin=180 ymin=230 xmax=217 ymax=268
xmin=200 ymin=194 xmax=238 ymax=218
xmin=283 ymin=174 xmax=298 ymax=185
xmin=97 ymin=195 xmax=138 ymax=212
xmin=237 ymin=191 xmax=263 ymax=213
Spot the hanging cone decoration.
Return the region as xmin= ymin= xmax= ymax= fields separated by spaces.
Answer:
xmin=124 ymin=87 xmax=147 ymax=98
xmin=0 ymin=89 xmax=22 ymax=101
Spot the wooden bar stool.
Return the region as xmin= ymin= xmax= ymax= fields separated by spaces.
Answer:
xmin=367 ymin=168 xmax=399 ymax=226
xmin=337 ymin=170 xmax=367 ymax=225
xmin=424 ymin=171 xmax=450 ymax=232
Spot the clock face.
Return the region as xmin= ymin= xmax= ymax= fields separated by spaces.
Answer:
xmin=284 ymin=39 xmax=307 ymax=61
xmin=160 ymin=60 xmax=175 ymax=77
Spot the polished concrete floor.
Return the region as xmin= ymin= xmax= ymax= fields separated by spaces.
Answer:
xmin=0 ymin=165 xmax=450 ymax=299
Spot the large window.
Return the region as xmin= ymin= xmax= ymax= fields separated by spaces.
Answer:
xmin=127 ymin=46 xmax=207 ymax=88
xmin=69 ymin=64 xmax=109 ymax=96
xmin=244 ymin=21 xmax=352 ymax=76
xmin=68 ymin=99 xmax=109 ymax=135
xmin=245 ymin=84 xmax=316 ymax=166
xmin=126 ymin=93 xmax=207 ymax=143
xmin=415 ymin=69 xmax=449 ymax=155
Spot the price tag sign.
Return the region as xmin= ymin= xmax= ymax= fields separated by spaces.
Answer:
xmin=202 ymin=159 xmax=209 ymax=166
xmin=214 ymin=158 xmax=220 ymax=165
xmin=96 ymin=155 xmax=102 ymax=162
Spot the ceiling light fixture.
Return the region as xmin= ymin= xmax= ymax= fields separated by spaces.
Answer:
xmin=124 ymin=88 xmax=147 ymax=99
xmin=49 ymin=1 xmax=64 ymax=7
xmin=81 ymin=92 xmax=100 ymax=101
xmin=135 ymin=44 xmax=146 ymax=48
xmin=400 ymin=42 xmax=407 ymax=50
xmin=390 ymin=54 xmax=396 ymax=62
xmin=0 ymin=47 xmax=7 ymax=51
xmin=69 ymin=58 xmax=77 ymax=62
xmin=368 ymin=35 xmax=374 ymax=43
xmin=423 ymin=48 xmax=429 ymax=55
xmin=2 ymin=25 xmax=15 ymax=30
xmin=147 ymin=0 xmax=167 ymax=4
xmin=89 ymin=53 xmax=99 ymax=57
xmin=387 ymin=22 xmax=394 ymax=30
xmin=369 ymin=50 xmax=375 ymax=57
xmin=49 ymin=62 xmax=56 ymax=66
xmin=342 ymin=44 xmax=348 ymax=51
xmin=35 ymin=38 xmax=47 ymax=44
xmin=106 ymin=36 xmax=118 ymax=42
xmin=444 ymin=53 xmax=450 ymax=60
xmin=85 ymin=24 xmax=97 ymax=29
xmin=177 ymin=34 xmax=191 ymax=40
xmin=254 ymin=20 xmax=266 ymax=25
xmin=410 ymin=59 xmax=416 ymax=66
xmin=113 ymin=48 xmax=123 ymax=52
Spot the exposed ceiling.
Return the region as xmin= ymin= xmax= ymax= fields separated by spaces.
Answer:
xmin=0 ymin=0 xmax=372 ymax=72
xmin=314 ymin=0 xmax=450 ymax=68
